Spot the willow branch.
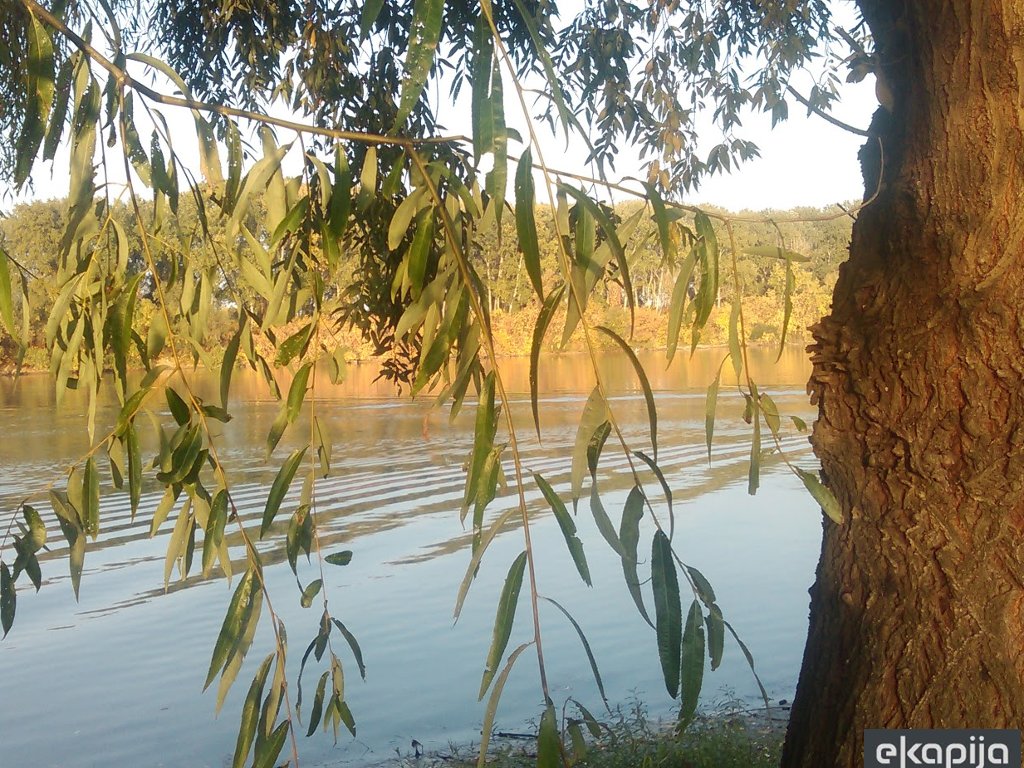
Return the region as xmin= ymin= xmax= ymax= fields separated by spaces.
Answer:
xmin=23 ymin=0 xmax=469 ymax=149
xmin=785 ymin=85 xmax=870 ymax=137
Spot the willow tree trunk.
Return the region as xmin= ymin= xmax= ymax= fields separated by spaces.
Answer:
xmin=782 ymin=2 xmax=1024 ymax=766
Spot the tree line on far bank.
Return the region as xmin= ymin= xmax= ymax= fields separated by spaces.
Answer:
xmin=0 ymin=195 xmax=852 ymax=371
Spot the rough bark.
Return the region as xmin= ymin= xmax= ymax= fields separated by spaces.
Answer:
xmin=783 ymin=2 xmax=1024 ymax=766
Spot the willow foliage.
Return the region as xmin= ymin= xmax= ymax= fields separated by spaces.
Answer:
xmin=0 ymin=0 xmax=863 ymax=764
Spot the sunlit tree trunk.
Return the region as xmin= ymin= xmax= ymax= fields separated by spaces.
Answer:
xmin=783 ymin=2 xmax=1024 ymax=766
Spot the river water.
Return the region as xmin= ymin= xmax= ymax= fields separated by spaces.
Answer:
xmin=0 ymin=347 xmax=823 ymax=767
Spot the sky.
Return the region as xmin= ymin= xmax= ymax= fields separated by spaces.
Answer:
xmin=8 ymin=3 xmax=880 ymax=214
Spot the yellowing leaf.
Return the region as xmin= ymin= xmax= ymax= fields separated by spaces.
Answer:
xmin=797 ymin=468 xmax=843 ymax=524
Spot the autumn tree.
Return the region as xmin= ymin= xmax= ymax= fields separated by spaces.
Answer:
xmin=1 ymin=1 xmax=1019 ymax=767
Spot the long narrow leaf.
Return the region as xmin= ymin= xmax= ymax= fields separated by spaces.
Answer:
xmin=678 ymin=599 xmax=705 ymax=728
xmin=476 ymin=642 xmax=532 ymax=768
xmin=619 ymin=486 xmax=651 ymax=626
xmin=652 ymin=530 xmax=681 ymax=698
xmin=261 ymin=448 xmax=308 ymax=537
xmin=530 ymin=285 xmax=564 ymax=439
xmin=515 ymin=148 xmax=543 ymax=300
xmin=479 ymin=551 xmax=527 ymax=699
xmin=595 ymin=325 xmax=658 ymax=460
xmin=395 ymin=0 xmax=446 ymax=127
xmin=541 ymin=597 xmax=606 ymax=704
xmin=534 ymin=474 xmax=590 ymax=586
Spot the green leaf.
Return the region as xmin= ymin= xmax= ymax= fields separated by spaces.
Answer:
xmin=541 ymin=597 xmax=606 ymax=704
xmin=796 ymin=468 xmax=843 ymax=524
xmin=166 ymin=387 xmax=190 ymax=426
xmin=634 ymin=450 xmax=674 ymax=540
xmin=286 ymin=363 xmax=312 ymax=424
xmin=571 ymin=387 xmax=609 ymax=508
xmin=225 ymin=139 xmax=290 ymax=238
xmin=300 ymin=579 xmax=322 ymax=608
xmin=15 ymin=10 xmax=55 ymax=185
xmin=479 ymin=551 xmax=527 ymax=699
xmin=82 ymin=457 xmax=100 ymax=539
xmin=619 ymin=486 xmax=651 ymax=626
xmin=761 ymin=393 xmax=781 ymax=435
xmin=470 ymin=17 xmax=497 ymax=159
xmin=1 ymin=562 xmax=15 ymax=638
xmin=111 ymin=271 xmax=146 ymax=394
xmin=705 ymin=369 xmax=721 ymax=463
xmin=328 ymin=145 xmax=352 ymax=240
xmin=666 ymin=247 xmax=698 ymax=363
xmin=406 ymin=208 xmax=435 ymax=296
xmin=534 ymin=474 xmax=590 ymax=586
xmin=644 ymin=182 xmax=674 ymax=262
xmin=453 ymin=507 xmax=518 ymax=622
xmin=728 ymin=297 xmax=743 ymax=384
xmin=462 ymin=372 xmax=497 ymax=522
xmin=595 ymin=326 xmax=658 ymax=460
xmin=475 ymin=641 xmax=532 ymax=768
xmin=220 ymin=315 xmax=245 ymax=410
xmin=388 ymin=189 xmax=427 ymax=250
xmin=149 ymin=486 xmax=178 ymax=537
xmin=588 ymin=485 xmax=625 ymax=559
xmin=252 ymin=719 xmax=289 ymax=768
xmin=749 ymin=383 xmax=761 ymax=495
xmin=561 ymin=186 xmax=636 ymax=335
xmin=515 ymin=153 xmax=543 ymax=301
xmin=686 ymin=566 xmax=716 ymax=607
xmin=44 ymin=56 xmax=72 ymax=162
xmin=652 ymin=530 xmax=681 ymax=698
xmin=791 ymin=415 xmax=808 ymax=432
xmin=0 ymin=246 xmax=15 ymax=336
xmin=202 ymin=489 xmax=228 ymax=577
xmin=261 ymin=447 xmax=308 ymax=537
xmin=706 ymin=603 xmax=725 ymax=671
xmin=586 ymin=421 xmax=611 ymax=480
xmin=395 ymin=0 xmax=445 ymax=127
xmin=778 ymin=261 xmax=796 ymax=361
xmin=325 ymin=550 xmax=353 ymax=566
xmin=205 ymin=569 xmax=256 ymax=690
xmin=232 ymin=653 xmax=273 ymax=768
xmin=22 ymin=505 xmax=46 ymax=550
xmin=483 ymin=57 xmax=507 ymax=231
xmin=331 ymin=618 xmax=367 ymax=679
xmin=537 ymin=704 xmax=560 ymax=768
xmin=692 ymin=212 xmax=719 ymax=331
xmin=359 ymin=0 xmax=386 ymax=36
xmin=529 ymin=285 xmax=564 ymax=439
xmin=306 ymin=671 xmax=329 ymax=736
xmin=679 ymin=599 xmax=705 ymax=728
xmin=355 ymin=146 xmax=377 ymax=210
xmin=164 ymin=497 xmax=193 ymax=586
xmin=724 ymin=619 xmax=770 ymax=711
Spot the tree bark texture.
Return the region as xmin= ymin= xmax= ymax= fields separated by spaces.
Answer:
xmin=783 ymin=2 xmax=1024 ymax=766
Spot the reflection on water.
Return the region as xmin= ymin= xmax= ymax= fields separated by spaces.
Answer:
xmin=0 ymin=348 xmax=822 ymax=768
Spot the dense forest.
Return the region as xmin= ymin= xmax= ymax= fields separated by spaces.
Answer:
xmin=0 ymin=195 xmax=852 ymax=372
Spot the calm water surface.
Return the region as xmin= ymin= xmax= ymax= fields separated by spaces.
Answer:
xmin=0 ymin=348 xmax=823 ymax=767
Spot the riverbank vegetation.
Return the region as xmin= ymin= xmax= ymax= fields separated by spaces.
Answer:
xmin=420 ymin=701 xmax=784 ymax=768
xmin=0 ymin=196 xmax=849 ymax=372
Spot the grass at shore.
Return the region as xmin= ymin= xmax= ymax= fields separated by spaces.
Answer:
xmin=395 ymin=700 xmax=784 ymax=768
